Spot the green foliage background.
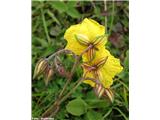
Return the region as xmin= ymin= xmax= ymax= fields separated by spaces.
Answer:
xmin=32 ymin=1 xmax=129 ymax=120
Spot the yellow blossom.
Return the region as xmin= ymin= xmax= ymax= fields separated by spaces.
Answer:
xmin=64 ymin=18 xmax=107 ymax=61
xmin=82 ymin=49 xmax=123 ymax=88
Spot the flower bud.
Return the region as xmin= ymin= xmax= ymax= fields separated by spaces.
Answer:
xmin=94 ymin=84 xmax=105 ymax=98
xmin=33 ymin=58 xmax=49 ymax=79
xmin=94 ymin=84 xmax=114 ymax=103
xmin=44 ymin=67 xmax=54 ymax=86
xmin=103 ymin=88 xmax=114 ymax=103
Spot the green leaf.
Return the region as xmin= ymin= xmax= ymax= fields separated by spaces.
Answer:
xmin=47 ymin=10 xmax=61 ymax=25
xmin=67 ymin=1 xmax=77 ymax=8
xmin=114 ymin=107 xmax=129 ymax=120
xmin=66 ymin=98 xmax=88 ymax=116
xmin=94 ymin=6 xmax=101 ymax=15
xmin=86 ymin=99 xmax=109 ymax=109
xmin=52 ymin=1 xmax=67 ymax=13
xmin=66 ymin=7 xmax=81 ymax=18
xmin=32 ymin=36 xmax=48 ymax=48
xmin=124 ymin=50 xmax=129 ymax=69
xmin=86 ymin=110 xmax=104 ymax=120
xmin=50 ymin=26 xmax=61 ymax=36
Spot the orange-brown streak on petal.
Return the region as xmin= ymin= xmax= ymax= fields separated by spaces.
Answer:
xmin=93 ymin=70 xmax=99 ymax=80
xmin=82 ymin=63 xmax=91 ymax=70
xmin=96 ymin=56 xmax=108 ymax=69
xmin=93 ymin=35 xmax=107 ymax=46
xmin=87 ymin=48 xmax=95 ymax=62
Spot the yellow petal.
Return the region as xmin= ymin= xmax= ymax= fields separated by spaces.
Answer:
xmin=98 ymin=69 xmax=113 ymax=88
xmin=64 ymin=18 xmax=105 ymax=55
xmin=93 ymin=35 xmax=108 ymax=48
xmin=82 ymin=69 xmax=96 ymax=87
xmin=99 ymin=50 xmax=123 ymax=88
xmin=64 ymin=24 xmax=87 ymax=55
xmin=103 ymin=52 xmax=123 ymax=78
xmin=81 ymin=18 xmax=105 ymax=41
xmin=65 ymin=41 xmax=86 ymax=55
xmin=83 ymin=49 xmax=123 ymax=88
xmin=82 ymin=47 xmax=107 ymax=63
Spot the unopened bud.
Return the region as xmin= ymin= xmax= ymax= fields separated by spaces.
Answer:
xmin=57 ymin=66 xmax=66 ymax=76
xmin=94 ymin=84 xmax=105 ymax=98
xmin=33 ymin=58 xmax=49 ymax=79
xmin=103 ymin=88 xmax=114 ymax=103
xmin=44 ymin=67 xmax=54 ymax=86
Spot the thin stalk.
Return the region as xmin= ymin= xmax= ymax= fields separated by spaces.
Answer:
xmin=59 ymin=78 xmax=84 ymax=104
xmin=50 ymin=75 xmax=88 ymax=118
xmin=108 ymin=0 xmax=115 ymax=36
xmin=46 ymin=49 xmax=75 ymax=61
xmin=40 ymin=3 xmax=51 ymax=44
xmin=113 ymin=107 xmax=129 ymax=120
xmin=103 ymin=107 xmax=112 ymax=119
xmin=42 ymin=46 xmax=93 ymax=117
xmin=58 ymin=45 xmax=93 ymax=98
xmin=58 ymin=55 xmax=79 ymax=98
xmin=104 ymin=0 xmax=107 ymax=34
xmin=42 ymin=77 xmax=85 ymax=118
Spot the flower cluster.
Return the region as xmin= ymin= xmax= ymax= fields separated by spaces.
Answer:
xmin=64 ymin=18 xmax=123 ymax=100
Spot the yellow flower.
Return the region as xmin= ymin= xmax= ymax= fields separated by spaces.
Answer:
xmin=64 ymin=18 xmax=107 ymax=61
xmin=82 ymin=49 xmax=123 ymax=88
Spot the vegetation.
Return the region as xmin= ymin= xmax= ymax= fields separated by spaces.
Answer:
xmin=32 ymin=1 xmax=129 ymax=120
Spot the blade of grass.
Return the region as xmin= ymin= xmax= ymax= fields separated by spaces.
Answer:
xmin=104 ymin=0 xmax=107 ymax=34
xmin=47 ymin=10 xmax=61 ymax=26
xmin=108 ymin=0 xmax=115 ymax=36
xmin=117 ymin=79 xmax=129 ymax=91
xmin=103 ymin=107 xmax=112 ymax=119
xmin=40 ymin=2 xmax=51 ymax=44
xmin=113 ymin=107 xmax=128 ymax=120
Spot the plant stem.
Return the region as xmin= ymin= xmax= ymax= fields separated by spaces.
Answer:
xmin=113 ymin=107 xmax=129 ymax=120
xmin=58 ymin=45 xmax=93 ymax=98
xmin=108 ymin=0 xmax=115 ymax=36
xmin=59 ymin=78 xmax=84 ymax=105
xmin=46 ymin=49 xmax=75 ymax=61
xmin=104 ymin=0 xmax=107 ymax=34
xmin=40 ymin=3 xmax=51 ymax=44
xmin=50 ymin=76 xmax=88 ymax=118
xmin=42 ymin=45 xmax=93 ymax=118
xmin=42 ymin=77 xmax=85 ymax=118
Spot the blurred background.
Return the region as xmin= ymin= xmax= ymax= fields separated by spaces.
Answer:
xmin=32 ymin=1 xmax=129 ymax=120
